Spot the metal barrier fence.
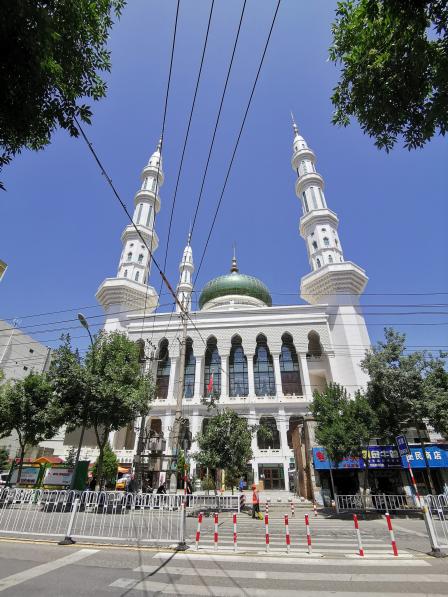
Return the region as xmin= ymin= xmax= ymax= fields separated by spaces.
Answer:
xmin=425 ymin=494 xmax=448 ymax=548
xmin=187 ymin=494 xmax=240 ymax=512
xmin=0 ymin=488 xmax=183 ymax=544
xmin=335 ymin=493 xmax=417 ymax=513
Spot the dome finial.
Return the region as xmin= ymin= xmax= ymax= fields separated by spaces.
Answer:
xmin=156 ymin=136 xmax=162 ymax=152
xmin=231 ymin=243 xmax=238 ymax=273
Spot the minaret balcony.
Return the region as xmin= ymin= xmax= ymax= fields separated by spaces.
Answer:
xmin=291 ymin=147 xmax=315 ymax=169
xmin=299 ymin=208 xmax=339 ymax=237
xmin=300 ymin=261 xmax=368 ymax=305
xmin=141 ymin=164 xmax=164 ymax=185
xmin=121 ymin=225 xmax=159 ymax=251
xmin=295 ymin=172 xmax=324 ymax=196
xmin=134 ymin=189 xmax=161 ymax=213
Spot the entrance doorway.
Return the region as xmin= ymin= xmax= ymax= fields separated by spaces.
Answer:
xmin=258 ymin=464 xmax=285 ymax=490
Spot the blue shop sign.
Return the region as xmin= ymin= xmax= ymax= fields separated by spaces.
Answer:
xmin=313 ymin=445 xmax=448 ymax=470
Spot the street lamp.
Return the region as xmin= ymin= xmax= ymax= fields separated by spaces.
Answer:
xmin=70 ymin=313 xmax=94 ymax=489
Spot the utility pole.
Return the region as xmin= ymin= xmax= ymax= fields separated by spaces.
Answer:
xmin=169 ymin=310 xmax=188 ymax=494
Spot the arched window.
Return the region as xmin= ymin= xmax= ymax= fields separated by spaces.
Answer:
xmin=127 ymin=252 xmax=132 ymax=261
xmin=328 ymin=255 xmax=333 ymax=263
xmin=138 ymin=253 xmax=144 ymax=263
xmin=302 ymin=192 xmax=309 ymax=213
xmin=156 ymin=339 xmax=170 ymax=399
xmin=181 ymin=419 xmax=192 ymax=451
xmin=312 ymin=241 xmax=318 ymax=250
xmin=323 ymin=237 xmax=329 ymax=247
xmin=136 ymin=203 xmax=143 ymax=223
xmin=316 ymin=258 xmax=321 ymax=268
xmin=254 ymin=334 xmax=276 ymax=396
xmin=280 ymin=333 xmax=302 ymax=395
xmin=135 ymin=271 xmax=140 ymax=282
xmin=307 ymin=331 xmax=322 ymax=358
xmin=203 ymin=337 xmax=221 ymax=397
xmin=310 ymin=186 xmax=318 ymax=209
xmin=257 ymin=416 xmax=280 ymax=449
xmin=183 ymin=338 xmax=196 ymax=398
xmin=287 ymin=416 xmax=301 ymax=449
xmin=123 ymin=269 xmax=128 ymax=278
xmin=229 ymin=336 xmax=248 ymax=397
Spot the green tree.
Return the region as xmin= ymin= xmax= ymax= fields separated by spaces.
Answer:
xmin=0 ymin=447 xmax=9 ymax=471
xmin=193 ymin=409 xmax=254 ymax=494
xmin=64 ymin=445 xmax=77 ymax=468
xmin=0 ymin=373 xmax=58 ymax=484
xmin=0 ymin=0 xmax=125 ymax=188
xmin=92 ymin=442 xmax=117 ymax=488
xmin=361 ymin=328 xmax=447 ymax=493
xmin=311 ymin=383 xmax=375 ymax=502
xmin=330 ymin=0 xmax=448 ymax=150
xmin=424 ymin=355 xmax=448 ymax=440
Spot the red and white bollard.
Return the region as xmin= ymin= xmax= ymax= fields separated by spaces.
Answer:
xmin=214 ymin=512 xmax=219 ymax=551
xmin=290 ymin=501 xmax=295 ymax=517
xmin=233 ymin=513 xmax=238 ymax=552
xmin=305 ymin=513 xmax=312 ymax=554
xmin=385 ymin=512 xmax=398 ymax=557
xmin=284 ymin=514 xmax=291 ymax=553
xmin=265 ymin=514 xmax=270 ymax=553
xmin=353 ymin=514 xmax=364 ymax=557
xmin=195 ymin=512 xmax=203 ymax=550
xmin=313 ymin=502 xmax=318 ymax=517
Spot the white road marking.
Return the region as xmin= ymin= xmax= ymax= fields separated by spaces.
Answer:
xmin=113 ymin=579 xmax=448 ymax=597
xmin=153 ymin=552 xmax=430 ymax=566
xmin=0 ymin=548 xmax=98 ymax=592
xmin=131 ymin=565 xmax=448 ymax=583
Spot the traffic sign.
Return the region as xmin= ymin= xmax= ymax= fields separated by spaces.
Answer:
xmin=396 ymin=434 xmax=410 ymax=456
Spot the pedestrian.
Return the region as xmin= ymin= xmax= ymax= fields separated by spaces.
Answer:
xmin=239 ymin=477 xmax=245 ymax=492
xmin=251 ymin=483 xmax=260 ymax=519
xmin=186 ymin=478 xmax=193 ymax=506
xmin=127 ymin=474 xmax=137 ymax=493
xmin=157 ymin=481 xmax=167 ymax=495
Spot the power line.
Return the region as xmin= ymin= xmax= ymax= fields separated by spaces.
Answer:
xmin=194 ymin=0 xmax=281 ymax=283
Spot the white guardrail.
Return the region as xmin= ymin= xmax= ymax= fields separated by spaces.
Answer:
xmin=0 ymin=488 xmax=241 ymax=543
xmin=424 ymin=493 xmax=448 ymax=548
xmin=335 ymin=493 xmax=418 ymax=512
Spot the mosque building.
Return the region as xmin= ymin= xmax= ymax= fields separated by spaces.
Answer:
xmin=91 ymin=119 xmax=373 ymax=501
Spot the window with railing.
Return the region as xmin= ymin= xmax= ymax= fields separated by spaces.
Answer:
xmin=280 ymin=333 xmax=302 ymax=395
xmin=257 ymin=416 xmax=280 ymax=449
xmin=203 ymin=337 xmax=221 ymax=397
xmin=254 ymin=334 xmax=275 ymax=396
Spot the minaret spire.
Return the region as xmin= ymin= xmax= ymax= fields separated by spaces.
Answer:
xmin=230 ymin=244 xmax=238 ymax=273
xmin=290 ymin=120 xmax=368 ymax=305
xmin=176 ymin=233 xmax=194 ymax=313
xmin=96 ymin=139 xmax=163 ymax=319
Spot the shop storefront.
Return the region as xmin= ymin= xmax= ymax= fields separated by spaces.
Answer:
xmin=312 ymin=444 xmax=448 ymax=502
xmin=258 ymin=463 xmax=285 ymax=490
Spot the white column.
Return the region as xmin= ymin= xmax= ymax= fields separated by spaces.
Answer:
xmin=220 ymin=354 xmax=229 ymax=398
xmin=189 ymin=410 xmax=201 ymax=477
xmin=247 ymin=354 xmax=255 ymax=397
xmin=194 ymin=356 xmax=203 ymax=399
xmin=167 ymin=356 xmax=178 ymax=402
xmin=299 ymin=354 xmax=313 ymax=401
xmin=278 ymin=409 xmax=289 ymax=452
xmin=272 ymin=352 xmax=284 ymax=397
xmin=250 ymin=409 xmax=259 ymax=483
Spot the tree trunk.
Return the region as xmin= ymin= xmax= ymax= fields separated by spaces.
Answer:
xmin=417 ymin=427 xmax=436 ymax=494
xmin=329 ymin=466 xmax=336 ymax=505
xmin=16 ymin=443 xmax=26 ymax=486
xmin=362 ymin=456 xmax=370 ymax=512
xmin=94 ymin=427 xmax=107 ymax=491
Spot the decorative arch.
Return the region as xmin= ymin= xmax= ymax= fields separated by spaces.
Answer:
xmin=229 ymin=335 xmax=248 ymax=397
xmin=254 ymin=333 xmax=275 ymax=396
xmin=183 ymin=337 xmax=196 ymax=398
xmin=279 ymin=333 xmax=302 ymax=395
xmin=203 ymin=336 xmax=221 ymax=397
xmin=156 ymin=338 xmax=170 ymax=399
xmin=307 ymin=331 xmax=322 ymax=358
xmin=257 ymin=416 xmax=280 ymax=450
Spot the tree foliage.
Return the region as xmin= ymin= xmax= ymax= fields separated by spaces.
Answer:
xmin=330 ymin=0 xmax=448 ymax=150
xmin=423 ymin=356 xmax=448 ymax=440
xmin=0 ymin=0 xmax=125 ymax=187
xmin=0 ymin=373 xmax=58 ymax=482
xmin=193 ymin=409 xmax=253 ymax=484
xmin=0 ymin=447 xmax=9 ymax=471
xmin=50 ymin=331 xmax=154 ymax=488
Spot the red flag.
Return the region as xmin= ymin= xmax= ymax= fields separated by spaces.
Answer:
xmin=207 ymin=373 xmax=214 ymax=395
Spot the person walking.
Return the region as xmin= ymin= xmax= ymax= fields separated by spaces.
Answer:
xmin=251 ymin=483 xmax=260 ymax=519
xmin=239 ymin=477 xmax=245 ymax=492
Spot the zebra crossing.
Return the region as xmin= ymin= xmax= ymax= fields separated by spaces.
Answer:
xmin=108 ymin=551 xmax=447 ymax=596
xmin=186 ymin=512 xmax=411 ymax=557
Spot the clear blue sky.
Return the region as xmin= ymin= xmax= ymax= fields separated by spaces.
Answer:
xmin=1 ymin=0 xmax=447 ymax=357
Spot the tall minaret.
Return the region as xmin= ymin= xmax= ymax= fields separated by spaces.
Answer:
xmin=291 ymin=115 xmax=370 ymax=387
xmin=176 ymin=233 xmax=194 ymax=313
xmin=96 ymin=139 xmax=163 ymax=326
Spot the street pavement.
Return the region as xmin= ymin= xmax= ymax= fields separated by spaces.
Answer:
xmin=0 ymin=540 xmax=447 ymax=596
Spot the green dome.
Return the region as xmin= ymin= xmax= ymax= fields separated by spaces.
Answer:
xmin=199 ymin=262 xmax=272 ymax=309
